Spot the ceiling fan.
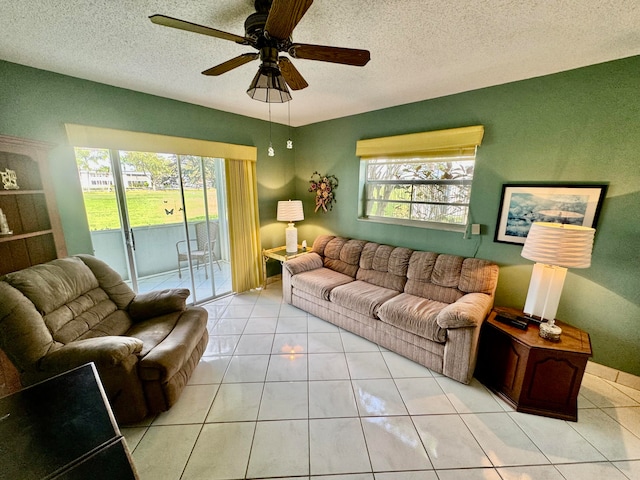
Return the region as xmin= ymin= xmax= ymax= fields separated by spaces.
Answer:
xmin=149 ymin=0 xmax=371 ymax=102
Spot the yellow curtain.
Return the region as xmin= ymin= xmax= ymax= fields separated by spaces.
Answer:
xmin=226 ymin=158 xmax=262 ymax=292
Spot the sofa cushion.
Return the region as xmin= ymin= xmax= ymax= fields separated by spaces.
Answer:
xmin=3 ymin=257 xmax=99 ymax=314
xmin=459 ymin=258 xmax=500 ymax=294
xmin=323 ymin=237 xmax=366 ymax=277
xmin=377 ymin=293 xmax=449 ymax=343
xmin=329 ymin=280 xmax=400 ymax=318
xmin=357 ymin=243 xmax=413 ymax=292
xmin=311 ymin=234 xmax=335 ymax=256
xmin=291 ymin=267 xmax=354 ymax=300
xmin=405 ymin=252 xmax=465 ymax=303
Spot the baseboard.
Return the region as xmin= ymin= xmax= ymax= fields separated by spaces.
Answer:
xmin=586 ymin=361 xmax=640 ymax=391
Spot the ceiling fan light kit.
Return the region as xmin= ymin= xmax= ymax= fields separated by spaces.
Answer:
xmin=150 ymin=0 xmax=371 ymax=103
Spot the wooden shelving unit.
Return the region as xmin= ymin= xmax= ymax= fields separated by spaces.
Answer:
xmin=0 ymin=134 xmax=67 ymax=276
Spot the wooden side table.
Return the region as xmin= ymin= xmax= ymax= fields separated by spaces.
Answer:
xmin=475 ymin=307 xmax=592 ymax=421
xmin=262 ymin=245 xmax=309 ymax=288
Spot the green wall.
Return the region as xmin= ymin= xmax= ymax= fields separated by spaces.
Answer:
xmin=0 ymin=60 xmax=295 ymax=255
xmin=1 ymin=56 xmax=638 ymax=376
xmin=294 ymin=56 xmax=640 ymax=376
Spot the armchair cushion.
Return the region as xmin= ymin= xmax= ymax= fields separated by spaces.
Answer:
xmin=40 ymin=336 xmax=143 ymax=371
xmin=128 ymin=288 xmax=190 ymax=321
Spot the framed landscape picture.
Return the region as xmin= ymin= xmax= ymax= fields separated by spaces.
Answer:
xmin=494 ymin=184 xmax=607 ymax=245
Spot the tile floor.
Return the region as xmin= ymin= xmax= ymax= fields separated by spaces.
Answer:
xmin=122 ymin=282 xmax=640 ymax=480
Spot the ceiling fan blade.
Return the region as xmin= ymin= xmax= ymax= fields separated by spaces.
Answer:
xmin=149 ymin=14 xmax=247 ymax=44
xmin=279 ymin=57 xmax=309 ymax=90
xmin=289 ymin=43 xmax=370 ymax=66
xmin=265 ymin=0 xmax=314 ymax=40
xmin=202 ymin=53 xmax=259 ymax=76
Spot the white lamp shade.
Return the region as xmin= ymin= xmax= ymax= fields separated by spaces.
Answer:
xmin=521 ymin=222 xmax=595 ymax=268
xmin=277 ymin=200 xmax=304 ymax=222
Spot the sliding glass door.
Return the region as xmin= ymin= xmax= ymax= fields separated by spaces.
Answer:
xmin=75 ymin=148 xmax=231 ymax=304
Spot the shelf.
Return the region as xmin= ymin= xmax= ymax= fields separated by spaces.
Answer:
xmin=0 ymin=229 xmax=53 ymax=243
xmin=0 ymin=189 xmax=45 ymax=196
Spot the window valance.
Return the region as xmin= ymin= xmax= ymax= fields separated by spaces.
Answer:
xmin=65 ymin=124 xmax=257 ymax=162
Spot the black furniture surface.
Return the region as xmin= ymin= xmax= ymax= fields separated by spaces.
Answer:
xmin=0 ymin=363 xmax=138 ymax=480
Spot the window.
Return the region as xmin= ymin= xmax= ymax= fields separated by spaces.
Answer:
xmin=357 ymin=125 xmax=484 ymax=230
xmin=364 ymin=154 xmax=475 ymax=226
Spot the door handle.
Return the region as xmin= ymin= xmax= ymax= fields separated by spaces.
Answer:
xmin=130 ymin=229 xmax=136 ymax=250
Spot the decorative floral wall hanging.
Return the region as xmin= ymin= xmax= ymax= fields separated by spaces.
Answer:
xmin=309 ymin=171 xmax=338 ymax=213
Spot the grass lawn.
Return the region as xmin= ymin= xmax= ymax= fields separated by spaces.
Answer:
xmin=83 ymin=189 xmax=218 ymax=230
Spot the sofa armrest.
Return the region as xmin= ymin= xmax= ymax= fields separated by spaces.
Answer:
xmin=39 ymin=336 xmax=143 ymax=372
xmin=436 ymin=293 xmax=493 ymax=329
xmin=128 ymin=288 xmax=190 ymax=321
xmin=284 ymin=252 xmax=323 ymax=275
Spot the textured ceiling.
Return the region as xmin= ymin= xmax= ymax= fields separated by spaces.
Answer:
xmin=1 ymin=1 xmax=639 ymax=126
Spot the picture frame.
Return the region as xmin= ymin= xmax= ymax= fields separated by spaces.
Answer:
xmin=494 ymin=183 xmax=607 ymax=245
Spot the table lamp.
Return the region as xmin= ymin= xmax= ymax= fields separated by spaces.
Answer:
xmin=521 ymin=222 xmax=595 ymax=341
xmin=277 ymin=200 xmax=304 ymax=254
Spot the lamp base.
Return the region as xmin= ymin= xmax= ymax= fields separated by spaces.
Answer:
xmin=539 ymin=321 xmax=562 ymax=342
xmin=285 ymin=223 xmax=298 ymax=254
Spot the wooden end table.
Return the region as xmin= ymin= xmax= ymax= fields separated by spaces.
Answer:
xmin=475 ymin=307 xmax=592 ymax=421
xmin=262 ymin=245 xmax=309 ymax=288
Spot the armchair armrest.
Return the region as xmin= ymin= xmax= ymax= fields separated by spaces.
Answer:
xmin=284 ymin=252 xmax=323 ymax=275
xmin=436 ymin=293 xmax=493 ymax=329
xmin=39 ymin=336 xmax=143 ymax=372
xmin=128 ymin=288 xmax=190 ymax=321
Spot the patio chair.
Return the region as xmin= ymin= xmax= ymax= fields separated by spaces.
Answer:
xmin=176 ymin=221 xmax=221 ymax=279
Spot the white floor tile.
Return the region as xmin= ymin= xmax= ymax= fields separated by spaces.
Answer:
xmin=381 ymin=351 xmax=434 ymax=378
xmin=309 ymin=418 xmax=372 ymax=475
xmin=309 ymin=353 xmax=350 ymax=380
xmin=413 ymin=414 xmax=492 ymax=469
xmin=312 ymin=475 xmax=373 ymax=480
xmin=279 ymin=303 xmax=307 ymax=317
xmin=272 ymin=332 xmax=308 ymax=355
xmin=375 ymin=473 xmax=438 ymax=480
xmin=266 ymin=353 xmax=308 ymax=381
xmin=569 ymin=408 xmax=640 ymax=460
xmin=209 ymin=317 xmax=248 ymax=335
xmin=510 ymin=411 xmax=606 ymax=463
xmin=580 ymin=373 xmax=640 ymax=408
xmin=309 ymin=380 xmax=359 ymax=418
xmin=206 ymin=382 xmax=263 ymax=423
xmin=276 ymin=316 xmax=308 ymax=333
xmin=361 ymin=416 xmax=432 ymax=472
xmin=602 ymin=406 xmax=640 ymax=436
xmin=434 ymin=468 xmax=501 ymax=480
xmin=121 ymin=426 xmax=147 ymax=452
xmin=247 ymin=420 xmax=309 ymax=478
xmin=258 ymin=381 xmax=309 ymax=420
xmin=181 ymin=422 xmax=254 ymax=480
xmin=243 ymin=317 xmax=278 ymax=333
xmin=308 ymin=315 xmax=340 ymax=332
xmin=341 ymin=330 xmax=380 ymax=352
xmin=153 ymin=384 xmax=219 ymax=425
xmin=234 ymin=333 xmax=275 ymax=354
xmin=613 ymin=460 xmax=640 ymax=479
xmin=221 ymin=305 xmax=255 ymax=318
xmin=249 ymin=304 xmax=281 ymax=318
xmin=188 ymin=355 xmax=231 ymax=385
xmin=352 ymin=378 xmax=408 ymax=416
xmin=436 ymin=377 xmax=504 ymax=414
xmin=132 ymin=424 xmax=201 ymax=480
xmin=461 ymin=413 xmax=549 ymax=466
xmin=203 ymin=334 xmax=240 ymax=355
xmin=555 ymin=462 xmax=629 ymax=479
xmin=223 ymin=354 xmax=270 ymax=383
xmin=308 ymin=332 xmax=344 ymax=353
xmin=496 ymin=465 xmax=565 ymax=480
xmin=395 ymin=377 xmax=456 ymax=415
xmin=346 ymin=352 xmax=392 ymax=379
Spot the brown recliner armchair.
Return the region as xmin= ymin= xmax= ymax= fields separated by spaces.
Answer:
xmin=0 ymin=255 xmax=209 ymax=424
